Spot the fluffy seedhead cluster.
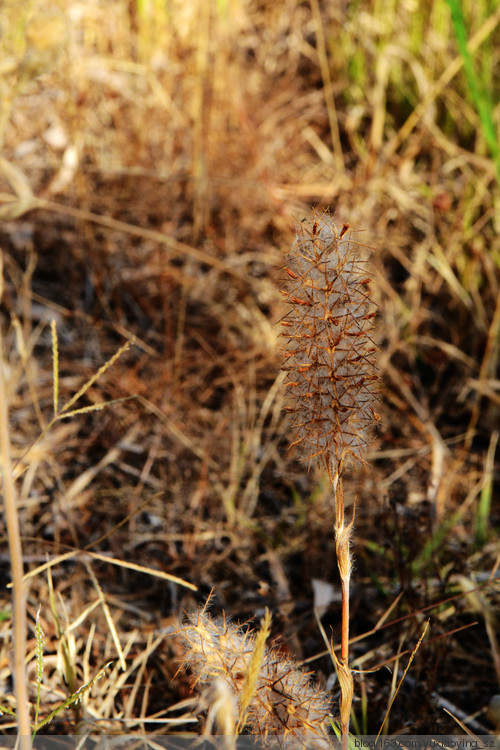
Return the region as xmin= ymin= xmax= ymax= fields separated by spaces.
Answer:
xmin=281 ymin=211 xmax=379 ymax=477
xmin=177 ymin=607 xmax=332 ymax=748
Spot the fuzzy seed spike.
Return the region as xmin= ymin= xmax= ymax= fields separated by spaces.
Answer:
xmin=281 ymin=210 xmax=379 ymax=476
xmin=280 ymin=210 xmax=380 ymax=748
xmin=177 ymin=608 xmax=332 ymax=748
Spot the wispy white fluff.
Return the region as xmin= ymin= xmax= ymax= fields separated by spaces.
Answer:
xmin=177 ymin=607 xmax=332 ymax=748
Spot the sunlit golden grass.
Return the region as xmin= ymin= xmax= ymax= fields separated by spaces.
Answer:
xmin=0 ymin=0 xmax=499 ymax=738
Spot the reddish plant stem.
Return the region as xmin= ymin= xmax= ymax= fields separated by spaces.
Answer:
xmin=333 ymin=473 xmax=353 ymax=750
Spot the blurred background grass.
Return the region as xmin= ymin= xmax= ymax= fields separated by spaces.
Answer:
xmin=0 ymin=0 xmax=499 ymax=736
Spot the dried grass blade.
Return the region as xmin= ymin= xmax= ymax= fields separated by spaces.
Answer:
xmin=57 ymin=338 xmax=135 ymax=418
xmin=54 ymin=396 xmax=137 ymax=421
xmin=237 ymin=607 xmax=272 ymax=733
xmin=34 ymin=606 xmax=44 ymax=728
xmin=85 ymin=562 xmax=126 ymax=672
xmin=51 ymin=320 xmax=59 ymax=415
xmin=375 ymin=620 xmax=430 ymax=740
xmin=19 ymin=549 xmax=196 ymax=592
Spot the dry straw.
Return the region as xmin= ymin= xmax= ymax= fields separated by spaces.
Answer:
xmin=280 ymin=210 xmax=379 ymax=746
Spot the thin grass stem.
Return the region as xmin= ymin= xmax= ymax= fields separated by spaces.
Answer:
xmin=0 ymin=327 xmax=31 ymax=743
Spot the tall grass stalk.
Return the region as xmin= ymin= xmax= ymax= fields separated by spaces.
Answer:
xmin=0 ymin=309 xmax=135 ymax=738
xmin=0 ymin=326 xmax=30 ymax=742
xmin=281 ymin=211 xmax=379 ymax=747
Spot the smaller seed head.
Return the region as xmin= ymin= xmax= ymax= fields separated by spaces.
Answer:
xmin=177 ymin=607 xmax=332 ymax=748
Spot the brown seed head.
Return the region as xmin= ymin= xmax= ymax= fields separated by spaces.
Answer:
xmin=281 ymin=211 xmax=379 ymax=477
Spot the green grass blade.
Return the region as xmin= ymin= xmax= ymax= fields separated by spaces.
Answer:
xmin=32 ymin=660 xmax=115 ymax=734
xmin=446 ymin=0 xmax=500 ymax=184
xmin=475 ymin=430 xmax=498 ymax=545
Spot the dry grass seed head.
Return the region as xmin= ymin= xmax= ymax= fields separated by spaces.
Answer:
xmin=177 ymin=607 xmax=332 ymax=747
xmin=281 ymin=211 xmax=379 ymax=478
